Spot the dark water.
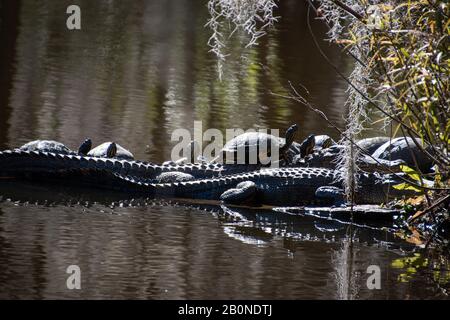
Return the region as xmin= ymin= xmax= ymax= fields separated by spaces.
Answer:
xmin=0 ymin=0 xmax=448 ymax=299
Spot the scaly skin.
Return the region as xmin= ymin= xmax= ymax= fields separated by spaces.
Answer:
xmin=0 ymin=149 xmax=260 ymax=181
xmin=0 ymin=150 xmax=419 ymax=206
xmin=115 ymin=167 xmax=418 ymax=206
xmin=296 ymin=146 xmax=406 ymax=173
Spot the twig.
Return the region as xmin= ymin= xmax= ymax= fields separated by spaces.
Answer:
xmin=424 ymin=217 xmax=448 ymax=250
xmin=304 ymin=0 xmax=438 ymax=154
xmin=330 ymin=0 xmax=364 ymax=21
xmin=408 ymin=194 xmax=450 ymax=224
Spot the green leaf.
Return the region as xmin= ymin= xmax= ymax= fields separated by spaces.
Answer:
xmin=400 ymin=165 xmax=421 ymax=182
xmin=393 ymin=183 xmax=423 ymax=193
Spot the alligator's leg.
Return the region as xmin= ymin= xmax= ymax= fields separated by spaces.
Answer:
xmin=314 ymin=186 xmax=346 ymax=206
xmin=220 ymin=181 xmax=257 ymax=205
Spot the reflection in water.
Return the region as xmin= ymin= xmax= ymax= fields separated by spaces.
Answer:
xmin=332 ymin=236 xmax=360 ymax=300
xmin=0 ymin=181 xmax=448 ymax=299
xmin=0 ymin=1 xmax=448 ymax=299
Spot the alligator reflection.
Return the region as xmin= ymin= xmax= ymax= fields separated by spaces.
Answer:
xmin=0 ymin=180 xmax=416 ymax=252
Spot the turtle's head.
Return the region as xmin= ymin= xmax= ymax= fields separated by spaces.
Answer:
xmin=78 ymin=138 xmax=92 ymax=155
xmin=106 ymin=142 xmax=117 ymax=158
xmin=285 ymin=124 xmax=299 ymax=146
xmin=300 ymin=134 xmax=315 ymax=158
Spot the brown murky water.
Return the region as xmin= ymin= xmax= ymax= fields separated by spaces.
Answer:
xmin=0 ymin=0 xmax=448 ymax=299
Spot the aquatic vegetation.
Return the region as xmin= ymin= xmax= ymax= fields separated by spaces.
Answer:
xmin=206 ymin=0 xmax=278 ymax=80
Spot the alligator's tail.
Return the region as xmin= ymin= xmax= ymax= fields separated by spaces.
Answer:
xmin=0 ymin=150 xmax=225 ymax=181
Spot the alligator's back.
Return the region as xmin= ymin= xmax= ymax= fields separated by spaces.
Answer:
xmin=0 ymin=150 xmax=225 ymax=180
xmin=124 ymin=167 xmax=420 ymax=206
xmin=124 ymin=167 xmax=340 ymax=205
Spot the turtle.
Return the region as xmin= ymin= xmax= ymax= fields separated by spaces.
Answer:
xmin=298 ymin=134 xmax=316 ymax=158
xmin=313 ymin=135 xmax=335 ymax=151
xmin=19 ymin=139 xmax=92 ymax=156
xmin=87 ymin=142 xmax=134 ymax=160
xmin=78 ymin=138 xmax=92 ymax=155
xmin=292 ymin=143 xmax=407 ymax=173
xmin=212 ymin=124 xmax=299 ymax=165
xmin=356 ymin=136 xmax=390 ymax=155
xmin=279 ymin=133 xmax=316 ymax=163
xmin=371 ymin=137 xmax=433 ymax=173
xmin=19 ymin=140 xmax=73 ymax=154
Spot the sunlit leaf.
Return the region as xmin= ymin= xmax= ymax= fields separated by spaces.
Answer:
xmin=399 ymin=165 xmax=421 ymax=182
xmin=393 ymin=183 xmax=423 ymax=193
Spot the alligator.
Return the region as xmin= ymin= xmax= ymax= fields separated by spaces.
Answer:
xmin=0 ymin=145 xmax=423 ymax=206
xmin=0 ymin=149 xmax=261 ymax=182
xmin=110 ymin=167 xmax=420 ymax=206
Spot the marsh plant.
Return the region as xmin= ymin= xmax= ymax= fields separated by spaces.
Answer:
xmin=316 ymin=0 xmax=449 ymax=198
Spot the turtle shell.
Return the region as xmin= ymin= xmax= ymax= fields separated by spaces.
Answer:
xmin=371 ymin=137 xmax=432 ymax=173
xmin=314 ymin=135 xmax=335 ymax=150
xmin=221 ymin=132 xmax=282 ymax=164
xmin=278 ymin=137 xmax=315 ymax=158
xmin=19 ymin=140 xmax=72 ymax=154
xmin=88 ymin=142 xmax=134 ymax=160
xmin=356 ymin=136 xmax=390 ymax=155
